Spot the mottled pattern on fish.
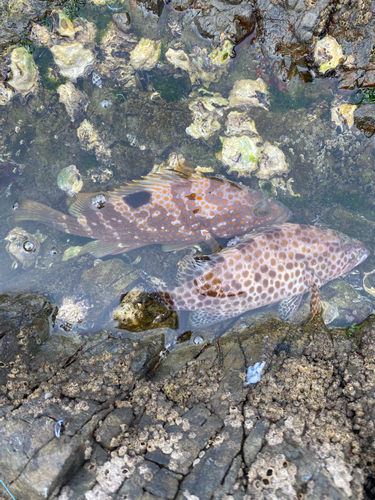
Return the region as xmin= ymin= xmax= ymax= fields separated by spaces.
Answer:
xmin=14 ymin=167 xmax=291 ymax=257
xmin=159 ymin=223 xmax=369 ymax=328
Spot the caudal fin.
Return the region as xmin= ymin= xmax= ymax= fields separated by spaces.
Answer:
xmin=14 ymin=199 xmax=86 ymax=236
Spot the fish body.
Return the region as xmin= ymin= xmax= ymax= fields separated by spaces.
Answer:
xmin=159 ymin=223 xmax=369 ymax=328
xmin=14 ymin=168 xmax=291 ymax=257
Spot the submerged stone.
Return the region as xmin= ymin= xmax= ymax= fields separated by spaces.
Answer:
xmin=57 ymin=165 xmax=83 ymax=196
xmin=7 ymin=47 xmax=39 ymax=98
xmin=217 ymin=135 xmax=263 ymax=177
xmin=313 ymin=35 xmax=345 ymax=74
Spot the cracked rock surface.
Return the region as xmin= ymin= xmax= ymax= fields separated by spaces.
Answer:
xmin=2 ymin=293 xmax=375 ymax=499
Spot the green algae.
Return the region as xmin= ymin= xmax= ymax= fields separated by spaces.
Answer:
xmin=150 ymin=72 xmax=191 ymax=102
xmin=63 ymin=0 xmax=87 ymax=21
xmin=33 ymin=48 xmax=68 ymax=91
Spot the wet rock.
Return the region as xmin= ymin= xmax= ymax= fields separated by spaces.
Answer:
xmin=193 ymin=0 xmax=255 ymax=46
xmin=95 ymin=406 xmax=134 ymax=450
xmin=77 ymin=119 xmax=112 ymax=166
xmin=217 ymin=135 xmax=263 ymax=177
xmin=0 ymin=0 xmax=71 ymax=55
xmin=0 ymin=293 xmax=53 ymax=389
xmin=57 ymin=164 xmax=83 ymax=196
xmin=57 ymin=82 xmax=89 ymax=123
xmin=313 ymin=34 xmax=345 ymax=74
xmin=114 ymin=289 xmax=179 ymax=332
xmin=0 ymin=331 xmax=164 ymax=498
xmin=255 ymin=142 xmax=289 ymax=180
xmin=4 ymin=46 xmax=39 ymax=102
xmin=354 ymin=104 xmax=375 ymax=137
xmin=5 ymin=227 xmax=41 ymax=269
xmin=51 ymin=42 xmax=95 ymax=82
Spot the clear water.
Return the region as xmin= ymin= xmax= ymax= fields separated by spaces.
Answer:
xmin=1 ymin=0 xmax=375 ymax=350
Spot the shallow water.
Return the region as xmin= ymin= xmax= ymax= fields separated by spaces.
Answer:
xmin=1 ymin=0 xmax=375 ymax=349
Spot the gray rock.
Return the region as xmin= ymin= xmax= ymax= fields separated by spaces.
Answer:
xmin=96 ymin=407 xmax=134 ymax=450
xmin=354 ymin=104 xmax=375 ymax=137
xmin=144 ymin=469 xmax=181 ymax=499
xmin=243 ymin=419 xmax=269 ymax=467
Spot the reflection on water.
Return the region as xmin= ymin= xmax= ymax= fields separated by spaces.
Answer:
xmin=1 ymin=0 xmax=375 ymax=350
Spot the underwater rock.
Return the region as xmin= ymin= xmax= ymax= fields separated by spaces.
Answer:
xmin=77 ymin=119 xmax=111 ymax=166
xmin=129 ymin=38 xmax=161 ymax=72
xmin=186 ymin=91 xmax=228 ymax=140
xmin=255 ymin=142 xmax=289 ymax=180
xmin=51 ymin=42 xmax=95 ymax=82
xmin=217 ymin=135 xmax=263 ymax=177
xmin=225 ymin=111 xmax=258 ymax=137
xmin=313 ymin=35 xmax=345 ymax=74
xmin=208 ymin=39 xmax=234 ymax=67
xmin=29 ymin=23 xmax=53 ymax=47
xmin=57 ymin=165 xmax=83 ymax=196
xmin=228 ymin=78 xmax=270 ymax=110
xmin=55 ymin=297 xmax=91 ymax=332
xmin=6 ymin=47 xmax=39 ymax=100
xmin=113 ymin=11 xmax=132 ymax=33
xmin=354 ymin=104 xmax=375 ymax=137
xmin=0 ymin=82 xmax=13 ymax=105
xmin=57 ymin=82 xmax=89 ymax=122
xmin=98 ymin=24 xmax=137 ymax=86
xmin=165 ymin=43 xmax=233 ymax=86
xmin=113 ymin=289 xmax=178 ymax=332
xmin=52 ymin=9 xmax=75 ymax=40
xmin=5 ymin=227 xmax=41 ymax=269
xmin=331 ymin=103 xmax=357 ymax=131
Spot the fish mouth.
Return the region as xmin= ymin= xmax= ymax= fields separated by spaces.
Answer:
xmin=274 ymin=206 xmax=293 ymax=224
xmin=358 ymin=246 xmax=370 ymax=265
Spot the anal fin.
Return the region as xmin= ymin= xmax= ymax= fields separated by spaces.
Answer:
xmin=78 ymin=240 xmax=137 ymax=258
xmin=278 ymin=293 xmax=304 ymax=321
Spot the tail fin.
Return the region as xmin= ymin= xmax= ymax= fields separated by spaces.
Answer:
xmin=14 ymin=199 xmax=86 ymax=236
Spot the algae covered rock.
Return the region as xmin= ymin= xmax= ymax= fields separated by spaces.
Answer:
xmin=51 ymin=42 xmax=95 ymax=82
xmin=57 ymin=164 xmax=83 ymax=196
xmin=129 ymin=38 xmax=161 ymax=72
xmin=113 ymin=289 xmax=179 ymax=332
xmin=217 ymin=135 xmax=263 ymax=177
xmin=313 ymin=35 xmax=345 ymax=74
xmin=228 ymin=78 xmax=270 ymax=110
xmin=57 ymin=81 xmax=89 ymax=122
xmin=255 ymin=142 xmax=289 ymax=180
xmin=6 ymin=46 xmax=39 ymax=100
xmin=5 ymin=227 xmax=41 ymax=269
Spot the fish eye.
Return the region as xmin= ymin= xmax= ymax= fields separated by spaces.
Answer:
xmin=340 ymin=237 xmax=353 ymax=252
xmin=253 ymin=201 xmax=270 ymax=218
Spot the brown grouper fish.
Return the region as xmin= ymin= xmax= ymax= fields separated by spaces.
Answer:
xmin=14 ymin=167 xmax=291 ymax=257
xmin=157 ymin=223 xmax=369 ymax=328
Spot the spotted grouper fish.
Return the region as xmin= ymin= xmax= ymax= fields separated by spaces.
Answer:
xmin=157 ymin=223 xmax=369 ymax=328
xmin=14 ymin=166 xmax=291 ymax=257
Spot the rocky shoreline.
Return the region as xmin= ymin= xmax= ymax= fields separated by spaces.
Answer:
xmin=1 ymin=293 xmax=375 ymax=499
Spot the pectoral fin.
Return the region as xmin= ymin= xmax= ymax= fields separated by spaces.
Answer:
xmin=78 ymin=240 xmax=136 ymax=258
xmin=278 ymin=294 xmax=304 ymax=321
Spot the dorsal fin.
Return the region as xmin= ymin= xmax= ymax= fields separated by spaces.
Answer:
xmin=109 ymin=168 xmax=202 ymax=197
xmin=67 ymin=168 xmax=202 ymax=217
